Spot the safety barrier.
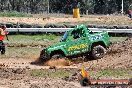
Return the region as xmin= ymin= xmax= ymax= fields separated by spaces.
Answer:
xmin=7 ymin=28 xmax=132 ymax=33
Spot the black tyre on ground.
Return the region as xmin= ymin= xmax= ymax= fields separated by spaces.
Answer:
xmin=80 ymin=77 xmax=90 ymax=86
xmin=91 ymin=45 xmax=106 ymax=59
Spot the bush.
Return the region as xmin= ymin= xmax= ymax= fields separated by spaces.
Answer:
xmin=0 ymin=11 xmax=33 ymax=17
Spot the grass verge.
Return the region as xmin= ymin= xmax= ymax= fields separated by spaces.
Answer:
xmin=110 ymin=37 xmax=128 ymax=43
xmin=30 ymin=69 xmax=132 ymax=79
xmin=90 ymin=69 xmax=132 ymax=79
xmin=4 ymin=34 xmax=61 ymax=47
xmin=30 ymin=69 xmax=77 ymax=78
xmin=0 ymin=47 xmax=41 ymax=59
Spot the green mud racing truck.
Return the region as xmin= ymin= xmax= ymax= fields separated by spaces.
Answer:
xmin=39 ymin=24 xmax=111 ymax=62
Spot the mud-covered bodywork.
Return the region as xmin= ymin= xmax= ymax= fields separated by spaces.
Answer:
xmin=40 ymin=24 xmax=111 ymax=60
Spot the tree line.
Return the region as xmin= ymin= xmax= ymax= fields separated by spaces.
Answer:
xmin=0 ymin=0 xmax=132 ymax=14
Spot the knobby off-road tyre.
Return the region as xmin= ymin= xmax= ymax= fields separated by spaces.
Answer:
xmin=91 ymin=45 xmax=106 ymax=59
xmin=80 ymin=77 xmax=90 ymax=86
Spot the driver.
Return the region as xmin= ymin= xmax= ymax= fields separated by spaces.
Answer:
xmin=73 ymin=32 xmax=80 ymax=39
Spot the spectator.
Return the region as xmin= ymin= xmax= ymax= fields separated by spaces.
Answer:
xmin=128 ymin=10 xmax=132 ymax=18
xmin=0 ymin=25 xmax=8 ymax=54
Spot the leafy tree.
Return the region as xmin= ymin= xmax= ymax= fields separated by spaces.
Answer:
xmin=0 ymin=0 xmax=131 ymax=14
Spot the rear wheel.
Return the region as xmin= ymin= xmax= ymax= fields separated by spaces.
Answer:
xmin=91 ymin=45 xmax=106 ymax=59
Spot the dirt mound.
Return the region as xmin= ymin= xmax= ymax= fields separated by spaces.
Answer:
xmin=76 ymin=37 xmax=132 ymax=69
xmin=0 ymin=67 xmax=81 ymax=88
xmin=31 ymin=57 xmax=72 ymax=67
xmin=0 ymin=67 xmax=26 ymax=79
xmin=44 ymin=58 xmax=72 ymax=67
xmin=110 ymin=38 xmax=132 ymax=53
xmin=1 ymin=15 xmax=132 ymax=26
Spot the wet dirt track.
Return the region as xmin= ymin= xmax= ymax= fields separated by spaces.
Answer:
xmin=0 ymin=38 xmax=132 ymax=88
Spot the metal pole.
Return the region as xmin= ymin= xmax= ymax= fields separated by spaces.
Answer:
xmin=121 ymin=0 xmax=124 ymax=14
xmin=47 ymin=0 xmax=49 ymax=14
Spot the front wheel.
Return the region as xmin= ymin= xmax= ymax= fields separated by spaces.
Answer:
xmin=80 ymin=77 xmax=90 ymax=86
xmin=51 ymin=54 xmax=63 ymax=59
xmin=91 ymin=45 xmax=106 ymax=59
